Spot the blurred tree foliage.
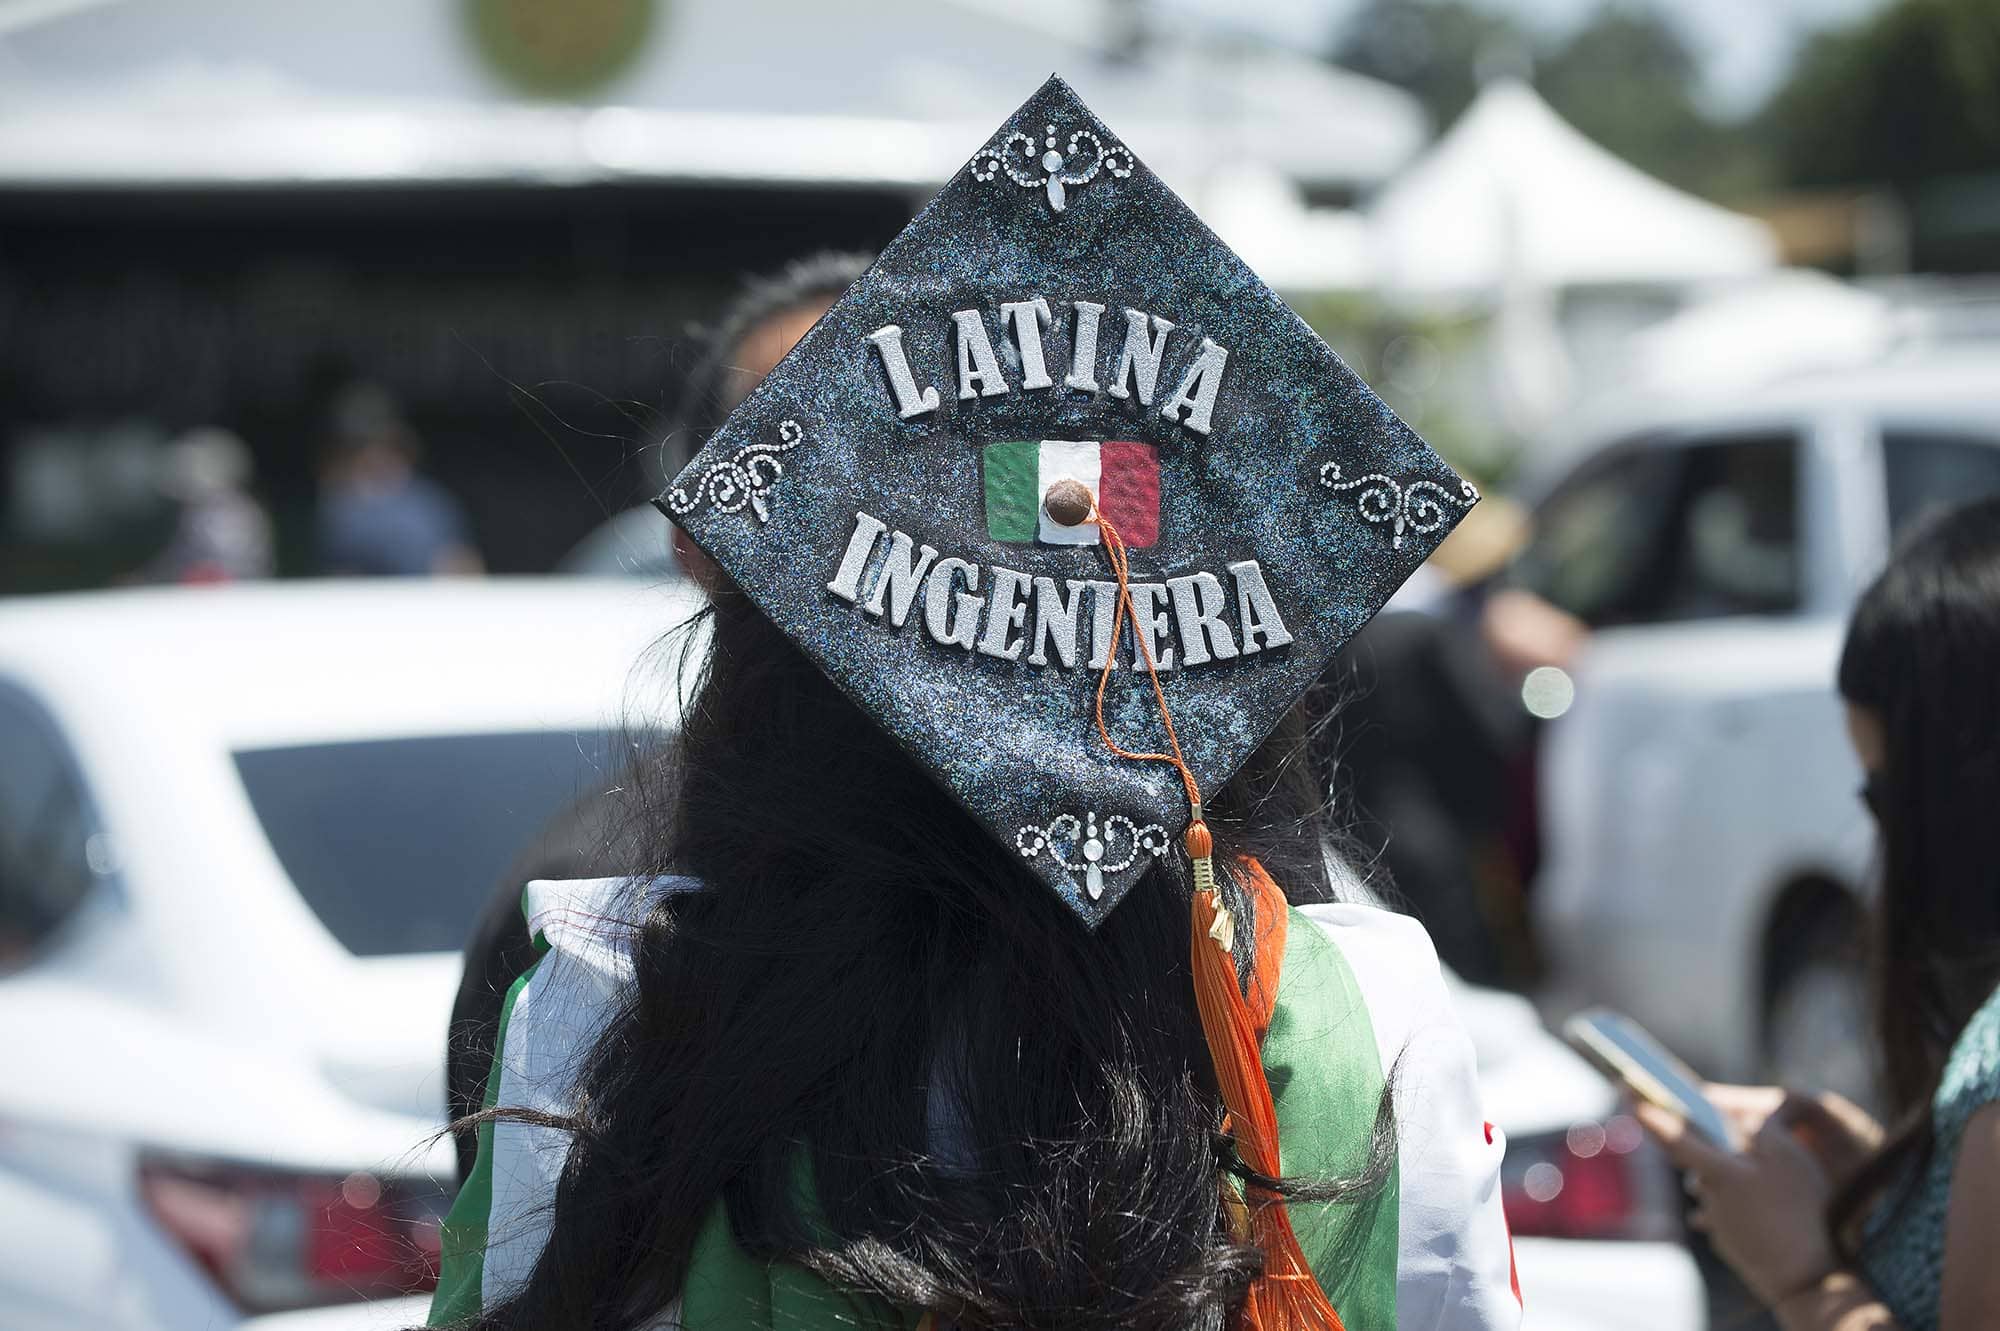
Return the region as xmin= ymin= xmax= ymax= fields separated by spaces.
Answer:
xmin=1329 ymin=0 xmax=1530 ymax=131
xmin=1331 ymin=0 xmax=1762 ymax=199
xmin=1292 ymin=291 xmax=1502 ymax=482
xmin=1757 ymin=0 xmax=2000 ymax=190
xmin=1535 ymin=8 xmax=1766 ymax=199
xmin=1333 ymin=0 xmax=2000 ymax=205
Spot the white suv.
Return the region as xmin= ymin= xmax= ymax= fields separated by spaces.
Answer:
xmin=1523 ymin=345 xmax=2000 ymax=1101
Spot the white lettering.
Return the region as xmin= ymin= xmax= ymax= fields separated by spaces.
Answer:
xmin=1065 ymin=301 xmax=1106 ymax=392
xmin=952 ymin=309 xmax=1008 ymax=400
xmin=1127 ymin=582 xmax=1176 ymax=671
xmin=977 ymin=565 xmax=1033 ymax=659
xmin=1027 ymin=577 xmax=1087 ymax=668
xmin=924 ymin=558 xmax=983 ymax=650
xmin=1084 ymin=578 xmax=1121 ymax=669
xmin=863 ymin=530 xmax=939 ymax=628
xmin=1000 ymin=297 xmax=1054 ymax=391
xmin=865 ymin=325 xmax=939 ymax=419
xmin=837 ymin=542 xmax=1287 ymax=674
xmin=1167 ymin=571 xmax=1239 ymax=665
xmin=825 ymin=510 xmax=888 ymax=603
xmin=1159 ymin=337 xmax=1229 ymax=436
xmin=1229 ymin=560 xmax=1294 ymax=653
xmin=1107 ymin=307 xmax=1175 ymax=405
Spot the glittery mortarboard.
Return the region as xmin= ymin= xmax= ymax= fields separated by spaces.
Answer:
xmin=659 ymin=76 xmax=1476 ymax=928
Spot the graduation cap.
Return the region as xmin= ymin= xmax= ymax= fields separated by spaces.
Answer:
xmin=659 ymin=75 xmax=1474 ymax=928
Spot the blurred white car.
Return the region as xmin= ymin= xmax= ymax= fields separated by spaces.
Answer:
xmin=0 ymin=580 xmax=694 ymax=1331
xmin=1452 ymin=979 xmax=1704 ymax=1330
xmin=0 ymin=578 xmax=1699 ymax=1329
xmin=1523 ymin=344 xmax=2000 ymax=1099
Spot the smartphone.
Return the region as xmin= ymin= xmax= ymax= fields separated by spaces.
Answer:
xmin=1563 ymin=1007 xmax=1738 ymax=1152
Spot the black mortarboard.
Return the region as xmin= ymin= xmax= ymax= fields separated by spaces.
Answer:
xmin=659 ymin=76 xmax=1475 ymax=929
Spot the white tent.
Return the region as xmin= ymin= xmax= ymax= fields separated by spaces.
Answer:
xmin=1369 ymin=79 xmax=1777 ymax=304
xmin=1194 ymin=162 xmax=1373 ymax=293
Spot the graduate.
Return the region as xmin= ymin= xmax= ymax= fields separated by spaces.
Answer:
xmin=430 ymin=77 xmax=1520 ymax=1331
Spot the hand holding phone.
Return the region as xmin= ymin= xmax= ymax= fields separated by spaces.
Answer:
xmin=1563 ymin=1008 xmax=1738 ymax=1152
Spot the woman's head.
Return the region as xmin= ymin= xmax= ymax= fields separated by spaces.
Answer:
xmin=468 ymin=568 xmax=1358 ymax=1331
xmin=1838 ymin=494 xmax=2000 ymax=1110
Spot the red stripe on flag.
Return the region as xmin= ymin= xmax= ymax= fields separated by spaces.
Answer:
xmin=1096 ymin=441 xmax=1159 ymax=548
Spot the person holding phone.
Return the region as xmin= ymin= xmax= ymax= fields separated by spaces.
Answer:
xmin=1639 ymin=495 xmax=2000 ymax=1330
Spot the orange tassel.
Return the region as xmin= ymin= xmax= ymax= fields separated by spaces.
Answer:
xmin=1086 ymin=503 xmax=1344 ymax=1331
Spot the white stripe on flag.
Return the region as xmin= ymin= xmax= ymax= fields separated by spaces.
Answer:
xmin=1037 ymin=440 xmax=1101 ymax=545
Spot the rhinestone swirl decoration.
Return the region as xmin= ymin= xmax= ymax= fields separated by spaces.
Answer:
xmin=1017 ymin=810 xmax=1170 ymax=900
xmin=971 ymin=122 xmax=1135 ymax=215
xmin=1319 ymin=461 xmax=1480 ymax=549
xmin=663 ymin=418 xmax=803 ymax=525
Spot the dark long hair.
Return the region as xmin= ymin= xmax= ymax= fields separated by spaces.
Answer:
xmin=1829 ymin=494 xmax=2000 ymax=1253
xmin=447 ymin=566 xmax=1387 ymax=1331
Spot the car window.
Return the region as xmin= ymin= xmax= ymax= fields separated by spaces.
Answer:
xmin=1883 ymin=429 xmax=2000 ymax=536
xmin=1516 ymin=431 xmax=1800 ymax=627
xmin=235 ymin=729 xmax=650 ymax=957
xmin=1512 ymin=441 xmax=1686 ymax=626
xmin=0 ymin=689 xmax=100 ymax=973
xmin=1655 ymin=434 xmax=1800 ymax=620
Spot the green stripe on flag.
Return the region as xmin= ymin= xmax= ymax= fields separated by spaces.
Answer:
xmin=983 ymin=441 xmax=1040 ymax=542
xmin=1266 ymin=908 xmax=1400 ymax=1330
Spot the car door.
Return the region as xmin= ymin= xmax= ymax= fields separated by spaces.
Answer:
xmin=1527 ymin=427 xmax=1854 ymax=1079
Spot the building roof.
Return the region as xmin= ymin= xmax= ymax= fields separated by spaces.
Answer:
xmin=0 ymin=0 xmax=1425 ymax=194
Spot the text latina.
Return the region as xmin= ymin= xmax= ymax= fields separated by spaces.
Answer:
xmin=866 ymin=297 xmax=1231 ymax=437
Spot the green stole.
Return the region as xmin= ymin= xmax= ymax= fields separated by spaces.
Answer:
xmin=433 ymin=906 xmax=1399 ymax=1329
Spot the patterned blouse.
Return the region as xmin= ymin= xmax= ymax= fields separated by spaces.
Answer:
xmin=1860 ymin=981 xmax=2000 ymax=1330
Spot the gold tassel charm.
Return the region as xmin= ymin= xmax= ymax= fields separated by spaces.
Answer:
xmin=1185 ymin=810 xmax=1230 ymax=951
xmin=1205 ymin=894 xmax=1236 ymax=954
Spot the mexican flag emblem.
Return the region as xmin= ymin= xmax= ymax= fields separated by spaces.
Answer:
xmin=982 ymin=440 xmax=1160 ymax=548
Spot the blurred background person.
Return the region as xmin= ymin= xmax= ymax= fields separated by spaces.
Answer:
xmin=1642 ymin=495 xmax=2000 ymax=1329
xmin=138 ymin=426 xmax=273 ymax=585
xmin=316 ymin=384 xmax=485 ymax=578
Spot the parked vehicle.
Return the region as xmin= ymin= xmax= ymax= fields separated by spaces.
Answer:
xmin=1451 ymin=976 xmax=1704 ymax=1329
xmin=0 ymin=578 xmax=1700 ymax=1328
xmin=0 ymin=579 xmax=694 ymax=1330
xmin=1521 ymin=344 xmax=2000 ymax=1103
